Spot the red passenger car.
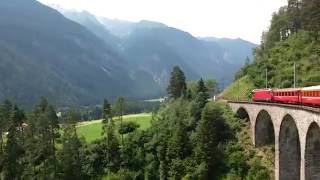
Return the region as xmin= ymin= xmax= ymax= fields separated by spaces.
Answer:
xmin=251 ymin=85 xmax=320 ymax=107
xmin=252 ymin=89 xmax=273 ymax=102
xmin=273 ymin=88 xmax=301 ymax=104
xmin=301 ymin=86 xmax=320 ymax=106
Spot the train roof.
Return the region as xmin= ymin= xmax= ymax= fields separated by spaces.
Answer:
xmin=301 ymin=85 xmax=320 ymax=91
xmin=252 ymin=88 xmax=272 ymax=92
xmin=272 ymin=88 xmax=301 ymax=92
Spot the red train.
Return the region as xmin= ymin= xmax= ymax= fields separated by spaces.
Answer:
xmin=252 ymin=85 xmax=320 ymax=106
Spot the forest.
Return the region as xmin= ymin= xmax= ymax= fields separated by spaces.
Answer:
xmin=236 ymin=0 xmax=320 ymax=92
xmin=0 ymin=66 xmax=272 ymax=180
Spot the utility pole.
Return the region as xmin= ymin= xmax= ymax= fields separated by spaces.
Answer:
xmin=265 ymin=68 xmax=268 ymax=89
xmin=237 ymin=79 xmax=240 ymax=101
xmin=294 ymin=61 xmax=296 ymax=88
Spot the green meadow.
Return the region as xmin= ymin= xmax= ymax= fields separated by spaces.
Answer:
xmin=76 ymin=113 xmax=152 ymax=143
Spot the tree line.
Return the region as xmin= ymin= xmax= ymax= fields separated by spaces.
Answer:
xmin=0 ymin=66 xmax=269 ymax=179
xmin=236 ymin=0 xmax=320 ymax=90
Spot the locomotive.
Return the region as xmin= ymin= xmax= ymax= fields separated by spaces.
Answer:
xmin=252 ymin=85 xmax=320 ymax=106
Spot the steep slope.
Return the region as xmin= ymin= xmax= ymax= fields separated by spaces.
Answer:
xmin=99 ymin=19 xmax=257 ymax=86
xmin=0 ymin=0 xmax=135 ymax=106
xmin=59 ymin=9 xmax=256 ymax=89
xmin=60 ymin=10 xmax=121 ymax=50
xmin=121 ymin=25 xmax=251 ymax=86
xmin=224 ymin=2 xmax=320 ymax=100
xmin=201 ymin=37 xmax=257 ymax=65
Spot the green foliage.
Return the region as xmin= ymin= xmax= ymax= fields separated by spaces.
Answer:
xmin=194 ymin=102 xmax=231 ymax=179
xmin=118 ymin=121 xmax=140 ymax=135
xmin=59 ymin=109 xmax=84 ymax=179
xmin=246 ymin=158 xmax=270 ymax=180
xmin=301 ymin=0 xmax=320 ymax=39
xmin=189 ymin=78 xmax=211 ymax=130
xmin=77 ymin=113 xmax=152 ymax=143
xmin=221 ymin=76 xmax=255 ymax=101
xmin=24 ymin=97 xmax=60 ymax=179
xmin=0 ymin=95 xmax=273 ymax=179
xmin=187 ymin=79 xmax=217 ymax=99
xmin=167 ymin=66 xmax=187 ymax=99
xmin=1 ymin=105 xmax=25 ymax=180
xmin=235 ymin=1 xmax=320 ymax=89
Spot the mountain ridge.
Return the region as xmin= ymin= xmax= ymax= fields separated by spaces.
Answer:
xmin=58 ymin=8 xmax=257 ymax=88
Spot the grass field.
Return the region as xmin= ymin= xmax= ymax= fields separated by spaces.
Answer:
xmin=220 ymin=76 xmax=255 ymax=101
xmin=76 ymin=113 xmax=152 ymax=143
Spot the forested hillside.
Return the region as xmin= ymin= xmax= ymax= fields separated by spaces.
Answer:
xmin=0 ymin=67 xmax=271 ymax=179
xmin=232 ymin=0 xmax=320 ymax=100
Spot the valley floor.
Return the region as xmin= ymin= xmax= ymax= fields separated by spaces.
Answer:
xmin=76 ymin=113 xmax=152 ymax=142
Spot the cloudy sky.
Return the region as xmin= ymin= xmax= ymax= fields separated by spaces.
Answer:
xmin=38 ymin=0 xmax=287 ymax=44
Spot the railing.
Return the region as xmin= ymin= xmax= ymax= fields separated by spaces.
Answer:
xmin=227 ymin=100 xmax=320 ymax=114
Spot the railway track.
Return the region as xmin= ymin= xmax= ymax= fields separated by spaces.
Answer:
xmin=227 ymin=100 xmax=320 ymax=114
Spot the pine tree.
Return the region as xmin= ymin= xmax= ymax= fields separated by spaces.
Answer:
xmin=2 ymin=105 xmax=25 ymax=180
xmin=287 ymin=0 xmax=301 ymax=34
xmin=0 ymin=100 xmax=13 ymax=153
xmin=167 ymin=66 xmax=187 ymax=99
xmin=190 ymin=78 xmax=210 ymax=130
xmin=105 ymin=120 xmax=121 ymax=172
xmin=102 ymin=99 xmax=112 ymax=137
xmin=301 ymin=0 xmax=320 ymax=40
xmin=167 ymin=120 xmax=190 ymax=160
xmin=196 ymin=78 xmax=208 ymax=94
xmin=195 ymin=103 xmax=226 ymax=179
xmin=59 ymin=109 xmax=83 ymax=180
xmin=115 ymin=97 xmax=126 ymax=147
xmin=166 ymin=120 xmax=191 ymax=178
xmin=25 ymin=97 xmax=60 ymax=179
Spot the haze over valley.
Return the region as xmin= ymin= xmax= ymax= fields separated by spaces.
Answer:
xmin=0 ymin=0 xmax=256 ymax=106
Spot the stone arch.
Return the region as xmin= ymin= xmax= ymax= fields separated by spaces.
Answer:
xmin=236 ymin=107 xmax=250 ymax=122
xmin=255 ymin=110 xmax=275 ymax=147
xmin=279 ymin=114 xmax=301 ymax=180
xmin=305 ymin=122 xmax=320 ymax=180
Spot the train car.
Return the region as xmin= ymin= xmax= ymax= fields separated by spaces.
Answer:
xmin=252 ymin=89 xmax=273 ymax=102
xmin=273 ymin=88 xmax=301 ymax=104
xmin=301 ymin=85 xmax=320 ymax=106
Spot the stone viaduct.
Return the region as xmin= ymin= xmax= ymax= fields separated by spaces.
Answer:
xmin=228 ymin=101 xmax=320 ymax=180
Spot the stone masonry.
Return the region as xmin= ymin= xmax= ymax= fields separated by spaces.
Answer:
xmin=228 ymin=102 xmax=320 ymax=180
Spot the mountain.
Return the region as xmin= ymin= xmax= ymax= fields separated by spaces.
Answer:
xmin=58 ymin=9 xmax=122 ymax=50
xmin=59 ymin=9 xmax=257 ymax=89
xmin=0 ymin=1 xmax=256 ymax=106
xmin=0 ymin=0 xmax=142 ymax=106
xmin=201 ymin=37 xmax=257 ymax=65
